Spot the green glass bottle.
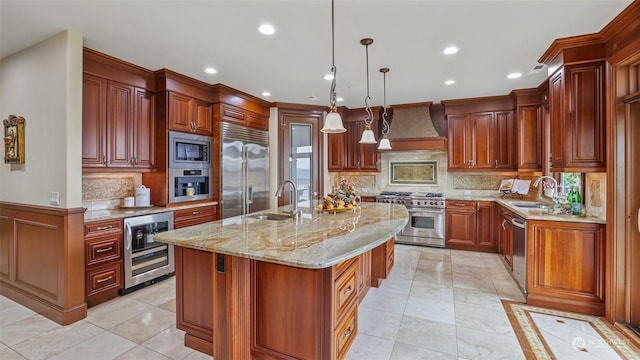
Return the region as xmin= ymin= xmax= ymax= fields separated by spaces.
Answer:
xmin=573 ymin=187 xmax=582 ymax=215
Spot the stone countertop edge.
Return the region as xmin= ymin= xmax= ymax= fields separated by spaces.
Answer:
xmin=153 ymin=203 xmax=409 ymax=269
xmin=446 ymin=195 xmax=605 ymax=224
xmin=84 ymin=201 xmax=219 ymax=223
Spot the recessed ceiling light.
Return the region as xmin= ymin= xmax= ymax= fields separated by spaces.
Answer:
xmin=308 ymin=95 xmax=320 ymax=101
xmin=444 ymin=79 xmax=456 ymax=85
xmin=204 ymin=67 xmax=217 ymax=74
xmin=507 ymin=72 xmax=522 ymax=79
xmin=262 ymin=91 xmax=271 ymax=97
xmin=258 ymin=23 xmax=275 ymax=35
xmin=443 ymin=46 xmax=459 ymax=55
xmin=336 ymin=97 xmax=344 ymax=102
xmin=324 ymin=74 xmax=334 ymax=81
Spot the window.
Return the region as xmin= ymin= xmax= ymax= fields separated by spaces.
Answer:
xmin=558 ymin=172 xmax=582 ymax=197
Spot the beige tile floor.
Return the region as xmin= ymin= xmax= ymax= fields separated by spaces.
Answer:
xmin=0 ymin=245 xmax=529 ymax=359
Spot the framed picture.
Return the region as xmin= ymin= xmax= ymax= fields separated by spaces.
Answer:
xmin=3 ymin=115 xmax=25 ymax=164
xmin=389 ymin=161 xmax=437 ymax=185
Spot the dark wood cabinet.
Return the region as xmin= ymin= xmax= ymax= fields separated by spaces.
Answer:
xmin=527 ymin=220 xmax=605 ymax=316
xmin=517 ymin=104 xmax=543 ymax=171
xmin=168 ymin=91 xmax=213 ymax=135
xmin=476 ymin=201 xmax=496 ymax=249
xmin=447 ymin=111 xmax=515 ymax=171
xmin=173 ymin=205 xmax=218 ymax=229
xmin=499 ymin=208 xmax=514 ymax=270
xmin=445 ymin=200 xmax=477 ymax=248
xmin=548 ymin=61 xmax=606 ymax=172
xmin=328 ymin=119 xmax=379 ymax=172
xmin=370 ymin=237 xmax=394 ymax=287
xmin=82 ymin=74 xmax=156 ymax=170
xmin=218 ymin=102 xmax=268 ymax=131
xmin=84 ymin=219 xmax=123 ymax=307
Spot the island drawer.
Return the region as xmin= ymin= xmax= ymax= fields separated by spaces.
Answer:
xmin=334 ymin=304 xmax=357 ymax=359
xmin=334 ymin=258 xmax=358 ymax=322
xmin=174 ymin=205 xmax=218 ymax=229
xmin=85 ymin=237 xmax=121 ymax=267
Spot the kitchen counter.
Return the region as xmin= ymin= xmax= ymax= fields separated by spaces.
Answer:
xmin=83 ymin=201 xmax=218 ymax=223
xmin=446 ymin=194 xmax=605 ymax=224
xmin=153 ymin=202 xmax=409 ymax=269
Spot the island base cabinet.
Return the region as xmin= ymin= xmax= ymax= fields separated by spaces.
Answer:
xmin=527 ymin=221 xmax=605 ymax=316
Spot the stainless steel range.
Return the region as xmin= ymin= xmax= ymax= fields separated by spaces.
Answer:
xmin=377 ymin=191 xmax=445 ymax=248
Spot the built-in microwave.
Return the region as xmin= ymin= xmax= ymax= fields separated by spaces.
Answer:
xmin=169 ymin=131 xmax=211 ymax=169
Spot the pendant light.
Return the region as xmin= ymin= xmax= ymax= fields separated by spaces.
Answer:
xmin=377 ymin=67 xmax=392 ymax=150
xmin=321 ymin=0 xmax=346 ymax=133
xmin=359 ymin=38 xmax=377 ymax=144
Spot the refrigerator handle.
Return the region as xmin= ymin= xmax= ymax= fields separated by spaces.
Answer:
xmin=242 ymin=146 xmax=249 ymax=214
xmin=247 ymin=185 xmax=253 ymax=205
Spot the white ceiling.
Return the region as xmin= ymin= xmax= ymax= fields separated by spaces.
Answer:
xmin=0 ymin=0 xmax=633 ymax=109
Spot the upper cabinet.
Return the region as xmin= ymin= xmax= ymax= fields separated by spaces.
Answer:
xmin=214 ymin=84 xmax=272 ymax=132
xmin=548 ymin=62 xmax=606 ymax=172
xmin=511 ymin=88 xmax=544 ymax=172
xmin=328 ymin=107 xmax=380 ymax=172
xmin=538 ymin=37 xmax=607 ymax=173
xmin=217 ymin=103 xmax=268 ymax=131
xmin=444 ymin=96 xmax=516 ymax=172
xmin=167 ymin=91 xmax=213 ymax=135
xmin=82 ymin=73 xmax=156 ymax=170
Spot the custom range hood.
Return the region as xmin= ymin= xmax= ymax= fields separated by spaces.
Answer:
xmin=381 ymin=102 xmax=448 ymax=151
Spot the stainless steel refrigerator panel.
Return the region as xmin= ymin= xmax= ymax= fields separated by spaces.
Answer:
xmin=222 ymin=139 xmax=244 ymax=219
xmin=245 ymin=142 xmax=269 ymax=214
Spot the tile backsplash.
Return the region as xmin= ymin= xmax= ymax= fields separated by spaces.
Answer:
xmin=82 ymin=173 xmax=142 ymax=210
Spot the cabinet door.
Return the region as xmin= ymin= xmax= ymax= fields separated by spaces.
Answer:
xmin=517 ymin=105 xmax=542 ymax=170
xmin=327 ymin=132 xmax=345 ymax=171
xmin=133 ymin=88 xmax=156 ymax=169
xmin=168 ymin=92 xmax=194 ymax=132
xmin=82 ymin=74 xmax=107 ymax=167
xmin=345 ymin=122 xmax=361 ymax=170
xmin=445 ymin=209 xmax=477 ymax=247
xmin=194 ymin=100 xmax=213 ymax=135
xmin=247 ymin=112 xmax=269 ymax=131
xmin=107 ymin=81 xmax=134 ymax=167
xmin=359 ymin=121 xmax=379 ymax=171
xmin=471 ymin=112 xmax=495 ymax=169
xmin=565 ymin=62 xmax=606 ymax=170
xmin=549 ymin=71 xmax=566 ymax=170
xmin=494 ymin=111 xmax=516 ymax=170
xmin=447 ymin=115 xmax=472 ymax=169
xmin=476 ymin=201 xmax=496 ymax=249
xmin=500 ymin=211 xmax=514 ymax=269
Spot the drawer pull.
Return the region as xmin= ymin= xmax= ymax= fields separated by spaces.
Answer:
xmin=97 ymin=276 xmax=113 ymax=283
xmin=192 ymin=211 xmax=200 ymax=215
xmin=343 ymin=286 xmax=353 ymax=296
xmin=342 ymin=327 xmax=353 ymax=340
xmin=95 ymin=225 xmax=113 ymax=231
xmin=96 ymin=247 xmax=113 ymax=253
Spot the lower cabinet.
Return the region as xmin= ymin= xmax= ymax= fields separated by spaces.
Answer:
xmin=499 ymin=208 xmax=515 ymax=270
xmin=173 ymin=204 xmax=217 ymax=228
xmin=527 ymin=220 xmax=605 ymax=316
xmin=84 ymin=219 xmax=123 ymax=307
xmin=371 ymin=237 xmax=394 ymax=287
xmin=446 ymin=200 xmax=497 ymax=252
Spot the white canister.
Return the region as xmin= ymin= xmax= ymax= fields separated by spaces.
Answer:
xmin=123 ymin=196 xmax=135 ymax=207
xmin=135 ymin=185 xmax=151 ymax=206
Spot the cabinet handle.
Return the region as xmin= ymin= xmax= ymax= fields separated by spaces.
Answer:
xmin=342 ymin=327 xmax=353 ymax=340
xmin=637 ymin=208 xmax=639 ymax=233
xmin=343 ymin=286 xmax=353 ymax=296
xmin=97 ymin=276 xmax=113 ymax=283
xmin=192 ymin=211 xmax=200 ymax=215
xmin=470 ymin=159 xmax=474 ymax=167
xmin=102 ymin=155 xmax=106 ymax=165
xmin=96 ymin=247 xmax=113 ymax=253
xmin=95 ymin=225 xmax=113 ymax=231
xmin=357 ymin=161 xmax=360 ymax=169
xmin=495 ymin=159 xmax=498 ymax=168
xmin=502 ymin=219 xmax=506 ymax=230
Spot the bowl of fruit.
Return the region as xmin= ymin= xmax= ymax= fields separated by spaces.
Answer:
xmin=316 ymin=181 xmax=361 ymax=212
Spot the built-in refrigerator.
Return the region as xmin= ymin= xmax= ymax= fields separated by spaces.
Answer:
xmin=221 ymin=122 xmax=270 ymax=219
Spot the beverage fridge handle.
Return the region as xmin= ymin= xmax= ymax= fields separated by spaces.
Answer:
xmin=125 ymin=222 xmax=132 ymax=251
xmin=637 ymin=208 xmax=639 ymax=233
xmin=247 ymin=185 xmax=253 ymax=204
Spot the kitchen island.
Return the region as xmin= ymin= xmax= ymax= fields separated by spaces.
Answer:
xmin=154 ymin=202 xmax=408 ymax=360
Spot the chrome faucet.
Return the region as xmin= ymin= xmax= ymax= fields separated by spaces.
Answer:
xmin=275 ymin=179 xmax=299 ymax=218
xmin=533 ymin=175 xmax=558 ymax=200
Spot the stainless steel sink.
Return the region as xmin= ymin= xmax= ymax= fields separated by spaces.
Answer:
xmin=512 ymin=202 xmax=549 ymax=209
xmin=250 ymin=212 xmax=292 ymax=221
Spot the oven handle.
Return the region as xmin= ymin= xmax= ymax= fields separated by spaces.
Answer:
xmin=406 ymin=208 xmax=445 ymax=215
xmin=125 ymin=222 xmax=132 ymax=251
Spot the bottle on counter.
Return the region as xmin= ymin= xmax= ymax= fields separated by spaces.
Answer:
xmin=572 ymin=187 xmax=582 ymax=215
xmin=567 ymin=186 xmax=575 ymax=204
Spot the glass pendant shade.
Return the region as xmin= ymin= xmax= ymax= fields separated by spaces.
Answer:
xmin=321 ymin=108 xmax=346 ymax=133
xmin=359 ymin=125 xmax=377 ymax=144
xmin=377 ymin=135 xmax=392 ymax=150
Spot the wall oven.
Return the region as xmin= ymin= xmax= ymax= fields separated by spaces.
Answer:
xmin=123 ymin=212 xmax=174 ymax=291
xmin=169 ymin=131 xmax=211 ymax=169
xmin=377 ymin=192 xmax=446 ymax=248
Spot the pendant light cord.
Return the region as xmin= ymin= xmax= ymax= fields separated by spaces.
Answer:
xmin=381 ymin=70 xmax=389 ymax=135
xmin=329 ymin=0 xmax=337 ymax=109
xmin=363 ymin=40 xmax=373 ymax=126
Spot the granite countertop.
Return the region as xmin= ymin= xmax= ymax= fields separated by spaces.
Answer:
xmin=446 ymin=194 xmax=605 ymax=224
xmin=84 ymin=201 xmax=219 ymax=223
xmin=153 ymin=202 xmax=409 ymax=269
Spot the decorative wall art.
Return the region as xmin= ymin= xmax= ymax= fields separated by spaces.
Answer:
xmin=389 ymin=161 xmax=437 ymax=185
xmin=3 ymin=115 xmax=25 ymax=164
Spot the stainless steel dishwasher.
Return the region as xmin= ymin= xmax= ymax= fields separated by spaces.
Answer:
xmin=512 ymin=216 xmax=527 ymax=294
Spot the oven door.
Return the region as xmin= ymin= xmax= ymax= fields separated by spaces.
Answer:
xmin=401 ymin=208 xmax=445 ymax=240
